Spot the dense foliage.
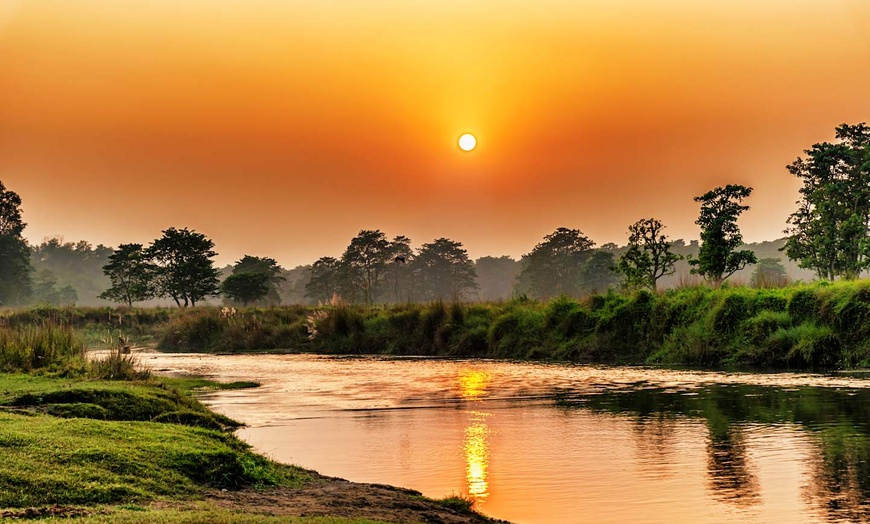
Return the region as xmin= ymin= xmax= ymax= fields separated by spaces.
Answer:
xmin=222 ymin=255 xmax=286 ymax=306
xmin=99 ymin=243 xmax=155 ymax=307
xmin=784 ymin=123 xmax=870 ymax=280
xmin=154 ymin=281 xmax=870 ymax=370
xmin=689 ymin=185 xmax=757 ymax=285
xmin=0 ymin=181 xmax=33 ymax=305
xmin=148 ymin=228 xmax=221 ymax=307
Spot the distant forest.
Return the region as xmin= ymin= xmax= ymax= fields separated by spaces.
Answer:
xmin=22 ymin=235 xmax=813 ymax=307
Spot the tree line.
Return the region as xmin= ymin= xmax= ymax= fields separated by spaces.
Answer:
xmin=0 ymin=122 xmax=865 ymax=307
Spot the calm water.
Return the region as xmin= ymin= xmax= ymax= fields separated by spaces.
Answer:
xmin=143 ymin=352 xmax=870 ymax=524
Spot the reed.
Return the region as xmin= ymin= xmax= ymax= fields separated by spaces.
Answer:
xmin=0 ymin=322 xmax=86 ymax=372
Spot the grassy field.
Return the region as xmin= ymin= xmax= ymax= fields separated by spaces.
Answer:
xmin=133 ymin=281 xmax=870 ymax=369
xmin=0 ymin=374 xmax=303 ymax=507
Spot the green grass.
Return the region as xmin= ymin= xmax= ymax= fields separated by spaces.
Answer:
xmin=153 ymin=280 xmax=870 ymax=369
xmin=8 ymin=281 xmax=870 ymax=369
xmin=15 ymin=508 xmax=396 ymax=524
xmin=0 ymin=322 xmax=86 ymax=373
xmin=0 ymin=374 xmax=309 ymax=509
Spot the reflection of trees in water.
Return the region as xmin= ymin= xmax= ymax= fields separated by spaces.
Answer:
xmin=557 ymin=383 xmax=870 ymax=517
xmin=804 ymin=431 xmax=870 ymax=522
xmin=705 ymin=424 xmax=760 ymax=506
xmin=631 ymin=415 xmax=679 ymax=480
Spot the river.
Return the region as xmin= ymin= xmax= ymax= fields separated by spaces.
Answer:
xmin=142 ymin=352 xmax=870 ymax=524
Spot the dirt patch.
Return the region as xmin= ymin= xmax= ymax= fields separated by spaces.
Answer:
xmin=206 ymin=472 xmax=509 ymax=524
xmin=0 ymin=505 xmax=102 ymax=519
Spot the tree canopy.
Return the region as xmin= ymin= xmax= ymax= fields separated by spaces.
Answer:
xmin=147 ymin=228 xmax=220 ymax=307
xmin=341 ymin=230 xmax=392 ymax=304
xmin=616 ymin=218 xmax=682 ymax=291
xmin=783 ymin=123 xmax=870 ymax=280
xmin=517 ymin=227 xmax=596 ymax=298
xmin=689 ymin=185 xmax=757 ymax=285
xmin=222 ymin=255 xmax=286 ymax=306
xmin=410 ymin=238 xmax=478 ymax=301
xmin=0 ymin=181 xmax=32 ymax=305
xmin=99 ymin=243 xmax=155 ymax=307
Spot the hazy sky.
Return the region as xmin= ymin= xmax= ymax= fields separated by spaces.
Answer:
xmin=1 ymin=1 xmax=869 ymax=266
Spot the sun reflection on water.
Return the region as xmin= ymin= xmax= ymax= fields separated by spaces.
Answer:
xmin=458 ymin=369 xmax=494 ymax=505
xmin=464 ymin=411 xmax=491 ymax=503
xmin=459 ymin=368 xmax=493 ymax=400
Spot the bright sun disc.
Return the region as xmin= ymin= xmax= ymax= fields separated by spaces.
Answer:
xmin=459 ymin=133 xmax=477 ymax=152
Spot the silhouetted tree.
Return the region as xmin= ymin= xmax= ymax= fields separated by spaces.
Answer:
xmin=384 ymin=235 xmax=413 ymax=303
xmin=0 ymin=180 xmax=32 ymax=305
xmin=223 ymin=255 xmax=286 ymax=306
xmin=690 ymin=185 xmax=757 ymax=285
xmin=475 ymin=256 xmax=520 ymax=301
xmin=31 ymin=238 xmax=112 ymax=305
xmin=147 ymin=227 xmax=220 ymax=307
xmin=579 ymin=250 xmax=619 ymax=294
xmin=410 ymin=238 xmax=478 ymax=301
xmin=30 ymin=267 xmax=78 ymax=306
xmin=750 ymin=258 xmax=790 ymax=288
xmin=784 ymin=123 xmax=870 ymax=280
xmin=99 ymin=243 xmax=155 ymax=306
xmin=517 ymin=227 xmax=595 ymax=298
xmin=341 ymin=229 xmax=392 ymax=304
xmin=277 ymin=265 xmax=313 ymax=305
xmin=305 ymin=257 xmax=342 ymax=303
xmin=222 ymin=272 xmax=271 ymax=306
xmin=617 ymin=218 xmax=682 ymax=291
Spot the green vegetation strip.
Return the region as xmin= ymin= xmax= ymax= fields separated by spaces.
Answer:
xmin=134 ymin=281 xmax=870 ymax=369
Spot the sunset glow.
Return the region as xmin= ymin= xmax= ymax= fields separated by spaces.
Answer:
xmin=1 ymin=1 xmax=869 ymax=265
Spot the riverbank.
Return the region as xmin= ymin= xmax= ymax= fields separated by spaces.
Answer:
xmin=0 ymin=371 xmax=503 ymax=523
xmin=56 ymin=280 xmax=869 ymax=370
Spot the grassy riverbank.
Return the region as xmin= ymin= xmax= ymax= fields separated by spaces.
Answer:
xmin=149 ymin=281 xmax=870 ymax=369
xmin=0 ymin=325 xmax=501 ymax=523
xmin=6 ymin=280 xmax=870 ymax=369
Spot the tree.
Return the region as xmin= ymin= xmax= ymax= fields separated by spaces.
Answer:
xmin=99 ymin=243 xmax=155 ymax=306
xmin=689 ymin=185 xmax=757 ymax=285
xmin=305 ymin=257 xmax=342 ymax=303
xmin=475 ymin=256 xmax=521 ymax=301
xmin=750 ymin=258 xmax=790 ymax=288
xmin=30 ymin=268 xmax=79 ymax=306
xmin=783 ymin=123 xmax=870 ymax=280
xmin=616 ymin=218 xmax=683 ymax=291
xmin=222 ymin=272 xmax=271 ymax=306
xmin=579 ymin=250 xmax=619 ymax=294
xmin=223 ymin=255 xmax=286 ymax=306
xmin=0 ymin=181 xmax=32 ymax=305
xmin=516 ymin=227 xmax=595 ymax=298
xmin=341 ymin=229 xmax=392 ymax=304
xmin=384 ymin=235 xmax=413 ymax=303
xmin=147 ymin=227 xmax=220 ymax=307
xmin=410 ymin=238 xmax=478 ymax=301
xmin=32 ymin=238 xmax=113 ymax=306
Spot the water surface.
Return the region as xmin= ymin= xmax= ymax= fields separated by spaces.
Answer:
xmin=143 ymin=353 xmax=870 ymax=524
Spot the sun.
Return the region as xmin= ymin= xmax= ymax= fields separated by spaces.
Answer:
xmin=458 ymin=133 xmax=477 ymax=152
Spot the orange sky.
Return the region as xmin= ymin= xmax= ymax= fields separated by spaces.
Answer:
xmin=1 ymin=1 xmax=869 ymax=266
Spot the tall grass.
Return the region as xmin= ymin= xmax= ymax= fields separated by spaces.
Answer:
xmin=150 ymin=281 xmax=870 ymax=369
xmin=0 ymin=322 xmax=86 ymax=372
xmin=0 ymin=319 xmax=152 ymax=379
xmin=88 ymin=347 xmax=151 ymax=381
